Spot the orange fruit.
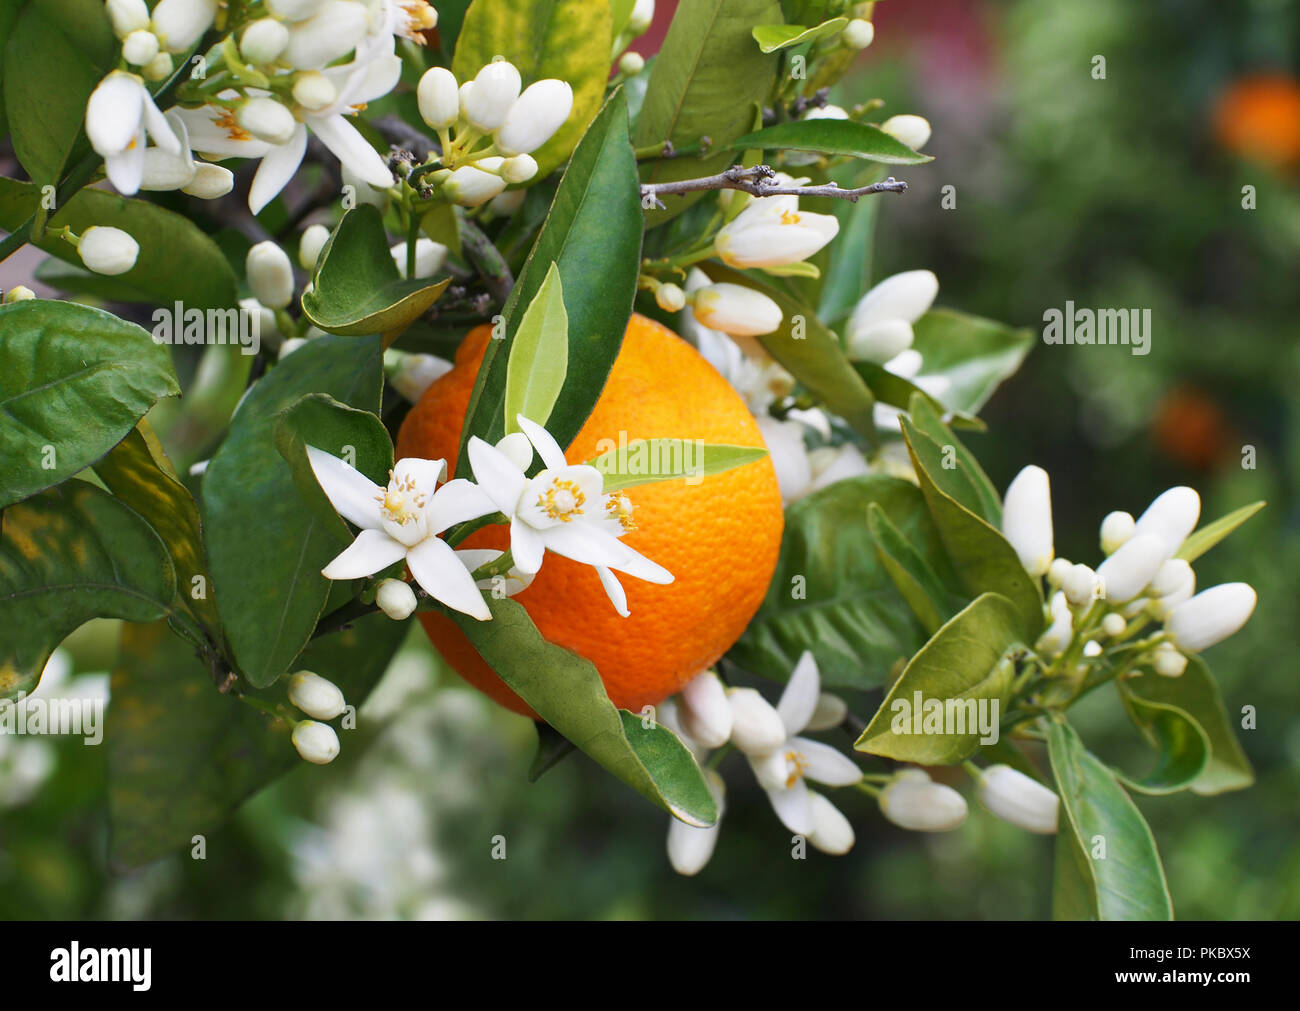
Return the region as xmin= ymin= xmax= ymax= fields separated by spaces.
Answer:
xmin=1212 ymin=73 xmax=1300 ymax=169
xmin=395 ymin=312 xmax=784 ymax=718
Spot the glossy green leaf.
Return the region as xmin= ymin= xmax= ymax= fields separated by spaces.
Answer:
xmin=752 ymin=18 xmax=848 ymax=53
xmin=906 ymin=393 xmax=1001 ymax=524
xmin=818 ymin=167 xmax=882 ymax=325
xmin=729 ymin=475 xmax=952 ymax=690
xmin=729 ymin=119 xmax=933 ymax=165
xmin=302 ymin=205 xmax=451 ymax=343
xmin=587 ymin=440 xmax=768 ymax=492
xmin=456 ymin=89 xmax=642 ymax=471
xmin=450 ymin=597 xmax=717 ymax=826
xmin=33 ymin=255 xmax=157 ymax=303
xmin=866 ymin=501 xmax=962 ymax=635
xmin=1176 ymin=501 xmax=1266 ymax=563
xmin=452 ymin=0 xmax=613 ymax=178
xmin=202 ymin=337 xmax=384 ymax=688
xmin=0 ymin=300 xmax=179 ymax=509
xmin=1114 ymin=686 xmax=1210 ymax=795
xmin=529 ymin=721 xmax=577 ymax=782
xmin=855 ymin=593 xmax=1020 ymax=764
xmin=504 ymin=263 xmax=569 ymax=434
xmin=909 ymin=308 xmax=1036 ymax=417
xmin=633 ymin=0 xmax=783 ymax=225
xmin=0 ymin=482 xmax=175 ymax=700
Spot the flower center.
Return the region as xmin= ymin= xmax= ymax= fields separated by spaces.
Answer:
xmin=376 ymin=470 xmax=426 ymax=525
xmin=398 ymin=0 xmax=438 ymax=41
xmin=215 ymin=109 xmax=251 ymax=142
xmin=538 ymin=478 xmax=586 ymax=522
xmin=780 ymin=209 xmax=803 ymax=226
xmin=606 ymin=494 xmax=637 ymax=533
xmin=783 ymin=748 xmax=808 ymax=789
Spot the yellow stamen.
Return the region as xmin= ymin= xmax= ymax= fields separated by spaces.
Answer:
xmin=780 ymin=209 xmax=803 ymax=226
xmin=606 ymin=494 xmax=637 ymax=533
xmin=538 ymin=478 xmax=586 ymax=522
xmin=215 ymin=108 xmax=251 ymax=142
xmin=784 ymin=749 xmax=808 ymax=789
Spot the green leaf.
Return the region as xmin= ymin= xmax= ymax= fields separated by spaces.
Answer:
xmin=0 ymin=178 xmax=240 ymax=309
xmin=866 ymin=502 xmax=962 ymax=635
xmin=0 ymin=482 xmax=175 ymax=700
xmin=302 ymin=205 xmax=451 ymax=343
xmin=906 ymin=393 xmax=1001 ymax=525
xmin=1047 ymin=720 xmax=1174 ymax=921
xmin=1113 ymin=686 xmax=1210 ymax=795
xmin=1124 ymin=658 xmax=1254 ymax=795
xmin=456 ymin=89 xmax=642 ymax=471
xmin=817 ymin=167 xmax=881 ymax=325
xmin=909 ymin=309 xmax=1035 ymax=417
xmin=729 ymin=475 xmax=953 ymax=690
xmin=751 ymin=18 xmax=848 ymax=53
xmin=107 ymin=611 xmax=405 ymax=868
xmin=699 ymin=262 xmax=877 ymax=441
xmin=504 ymin=262 xmax=569 ymax=434
xmin=450 ymin=597 xmax=717 ymax=826
xmin=452 ymin=0 xmax=613 ymax=178
xmin=94 ymin=424 xmax=222 ymax=638
xmin=420 ymin=202 xmax=462 ymax=259
xmin=202 ymin=337 xmax=384 ymax=688
xmin=901 ymin=417 xmax=1043 ymax=639
xmin=854 ymin=593 xmax=1021 ymax=764
xmin=0 ymin=300 xmax=179 ymax=509
xmin=1176 ymin=501 xmax=1266 ymax=563
xmin=633 ymin=0 xmax=783 ymax=225
xmin=3 ymin=0 xmax=115 ymax=183
xmin=529 ymin=721 xmax=577 ymax=782
xmin=728 ymin=119 xmax=933 ymax=165
xmin=587 ymin=439 xmax=768 ymax=492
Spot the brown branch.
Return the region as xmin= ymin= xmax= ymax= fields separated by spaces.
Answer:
xmin=640 ymin=164 xmax=907 ymax=210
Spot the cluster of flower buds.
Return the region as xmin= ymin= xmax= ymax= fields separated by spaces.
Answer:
xmin=1002 ymin=470 xmax=1258 ymax=677
xmin=878 ymin=764 xmax=1060 ymax=835
xmin=287 ymin=670 xmax=347 ymax=764
xmin=416 ymin=59 xmax=575 ymax=206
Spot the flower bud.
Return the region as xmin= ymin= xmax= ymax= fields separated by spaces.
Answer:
xmin=500 ymin=153 xmax=538 ymax=183
xmin=679 ymin=670 xmax=733 ymax=749
xmin=1062 ymin=563 xmax=1098 ymax=607
xmin=977 ymin=765 xmax=1059 ymax=834
xmin=267 ymin=0 xmax=327 ymax=20
xmin=238 ymin=97 xmax=297 ymax=146
xmin=151 ymin=0 xmax=219 ymax=54
xmin=880 ymin=113 xmax=931 ymax=151
xmin=1152 ymin=642 xmax=1188 ymax=677
xmin=121 ymin=29 xmax=160 ymax=67
xmin=388 ymin=352 xmax=452 ymax=402
xmin=283 ymin=0 xmax=369 ymax=70
xmin=495 ymin=79 xmax=573 ymax=156
xmin=292 ymin=720 xmax=340 ymax=764
xmin=1047 ymin=557 xmax=1073 ymax=587
xmin=288 ymin=670 xmax=346 ymax=719
xmin=376 ymin=578 xmax=418 ymax=620
xmin=142 ymin=52 xmax=174 ymax=81
xmin=667 ymin=770 xmax=723 ymax=875
xmin=805 ymin=692 xmax=848 ymax=731
xmin=880 ymin=769 xmax=967 ymax=831
xmin=442 ymin=164 xmax=507 ymax=206
xmin=655 ymin=282 xmax=686 ymax=313
xmin=1095 ymin=533 xmax=1166 ymax=603
xmin=847 ymin=269 xmax=938 ymax=340
xmin=4 ymin=285 xmax=37 ymax=303
xmin=726 ymin=687 xmax=786 ymax=755
xmin=1099 ymin=510 xmax=1136 ymax=554
xmin=78 ymin=226 xmax=139 ymax=275
xmin=1132 ymin=486 xmax=1200 ymax=558
xmin=462 ymin=60 xmax=522 ymax=131
xmin=241 ymin=18 xmax=290 ymax=65
xmin=756 ymin=417 xmax=812 ymax=503
xmin=1101 ymin=612 xmax=1126 ymax=638
xmin=1165 ymin=582 xmax=1256 ymax=653
xmin=107 ymin=0 xmax=150 ymax=38
xmin=417 ymin=67 xmax=460 ymax=129
xmin=246 ymin=240 xmax=295 ymax=310
xmin=842 ymin=18 xmax=874 ymax=49
xmin=1036 ymin=591 xmax=1072 ymax=655
xmin=298 ymin=223 xmax=330 ymax=269
xmin=1001 ymin=465 xmax=1054 ymax=578
xmin=489 ymin=189 xmax=526 ymax=216
xmin=389 ymin=237 xmax=448 ymax=279
xmin=808 ymin=791 xmax=855 ymax=854
xmin=292 ymin=70 xmax=337 ymax=110
xmin=628 ymin=0 xmax=654 ymax=34
xmin=1149 ymin=557 xmax=1194 ymax=599
xmin=847 ymin=318 xmax=913 ymax=363
xmin=182 ymin=162 xmax=234 ymax=198
xmin=691 ymin=283 xmax=783 ymax=337
xmin=619 ymin=51 xmax=645 ymax=76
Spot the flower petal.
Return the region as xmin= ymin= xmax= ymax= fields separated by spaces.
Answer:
xmin=104 ymin=131 xmax=147 ymax=195
xmin=468 ymin=436 xmax=527 ymax=515
xmin=777 ymin=650 xmax=820 ymax=736
xmin=86 ymin=73 xmax=143 ymax=157
xmin=406 ymin=536 xmax=490 ymax=620
xmin=307 ymin=445 xmax=383 ymax=528
xmin=141 ymin=90 xmax=182 ymax=155
xmin=765 ymin=778 xmax=814 ymax=836
xmin=515 ymin=415 xmax=567 ymax=471
xmin=595 ymin=565 xmax=629 ymax=617
xmin=311 ymin=113 xmax=392 ymax=189
xmin=541 ymin=521 xmax=636 ymax=568
xmin=249 ymin=123 xmax=308 ymax=214
xmin=392 ymin=456 xmax=446 ymax=499
xmin=425 ymin=477 xmax=496 ymax=535
xmin=792 ymin=736 xmax=863 ymax=786
xmin=509 ymin=515 xmax=546 ymax=574
xmin=321 ymin=527 xmax=406 ymax=579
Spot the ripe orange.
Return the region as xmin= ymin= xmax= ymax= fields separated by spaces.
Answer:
xmin=395 ymin=312 xmax=784 ymax=718
xmin=1212 ymin=73 xmax=1300 ymax=169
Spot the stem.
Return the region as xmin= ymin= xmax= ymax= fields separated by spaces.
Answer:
xmin=313 ymin=596 xmax=380 ymax=638
xmin=469 ymin=549 xmax=514 ymax=581
xmin=853 ymin=781 xmax=882 ymax=798
xmin=640 ymin=164 xmax=908 ymax=210
xmin=457 ymin=218 xmax=513 ymax=306
xmin=405 ymin=210 xmax=419 ymax=279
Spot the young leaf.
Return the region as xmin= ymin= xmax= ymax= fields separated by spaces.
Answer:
xmin=504 ymin=262 xmax=569 ymax=435
xmin=854 ymin=592 xmax=1022 ymax=764
xmin=751 ymin=18 xmax=848 ymax=53
xmin=0 ymin=300 xmax=179 ymax=509
xmin=728 ymin=119 xmax=933 ymax=164
xmin=586 ymin=439 xmax=768 ymax=491
xmin=906 ymin=393 xmax=1002 ymax=525
xmin=1176 ymin=501 xmax=1266 ymax=563
xmin=866 ymin=501 xmax=962 ymax=635
xmin=1113 ymin=687 xmax=1210 ymax=795
xmin=909 ymin=309 xmax=1035 ymax=417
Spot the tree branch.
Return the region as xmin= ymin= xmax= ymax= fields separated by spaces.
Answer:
xmin=640 ymin=163 xmax=907 ymax=210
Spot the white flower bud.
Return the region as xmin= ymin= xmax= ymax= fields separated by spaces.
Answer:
xmin=121 ymin=29 xmax=160 ymax=66
xmin=654 ymin=282 xmax=686 ymax=313
xmin=1062 ymin=563 xmax=1098 ymax=607
xmin=1132 ymin=486 xmax=1200 ymax=559
xmin=880 ymin=769 xmax=967 ymax=831
xmin=376 ymin=578 xmax=418 ymax=620
xmin=389 ymin=237 xmax=448 ymax=279
xmin=667 ymin=770 xmax=723 ymax=875
xmin=151 ymin=0 xmax=219 ymax=54
xmin=279 ymin=337 xmax=307 ymax=358
xmin=1101 ymin=613 xmax=1126 ymax=638
xmin=726 ymin=687 xmax=786 ymax=755
xmin=288 ymin=670 xmax=346 ymax=719
xmin=691 ymin=283 xmax=782 ymax=337
xmin=1001 ymin=465 xmax=1054 ymax=578
xmin=495 ymin=79 xmax=573 ymax=156
xmin=1165 ymin=582 xmax=1256 ymax=653
xmin=1150 ymin=558 xmax=1194 ymax=599
xmin=292 ymin=70 xmax=337 ymax=110
xmin=241 ymin=18 xmax=290 ymax=65
xmin=842 ymin=18 xmax=875 ymax=49
xmin=298 ymin=223 xmax=330 ymax=269
xmin=442 ymin=164 xmax=507 ymax=206
xmin=880 ymin=113 xmax=931 ymax=152
xmin=283 ymin=0 xmax=369 ymax=70
xmin=78 ymin=226 xmax=139 ymax=275
xmin=628 ymin=0 xmax=654 ymax=34
xmin=500 ymin=153 xmax=538 ymax=184
xmin=1036 ymin=591 xmax=1072 ymax=655
xmin=715 ymin=199 xmax=839 ymax=270
xmin=266 ymin=0 xmax=327 ymax=20
xmin=388 ymin=352 xmax=452 ymax=402
xmin=245 ymin=240 xmax=295 ymax=310
xmin=1095 ymin=533 xmax=1167 ymax=603
xmin=847 ymin=269 xmax=938 ymax=342
xmin=239 ymin=298 xmax=278 ymax=344
xmin=1099 ymin=510 xmax=1136 ymax=555
xmin=462 ymin=60 xmax=522 ymax=131
xmin=488 ymin=189 xmax=526 ymax=216
xmin=679 ymin=670 xmax=733 ymax=749
xmin=807 ymin=791 xmax=855 ymax=854
xmin=1152 ymin=642 xmax=1188 ymax=677
xmin=977 ymin=765 xmax=1059 ymax=834
xmin=417 ymin=67 xmax=460 ymax=129
xmin=805 ymin=692 xmax=848 ymax=731
xmin=292 ymin=719 xmax=340 ymax=764
xmin=4 ymin=285 xmax=37 ymax=303
xmin=142 ymin=52 xmax=174 ymax=81
xmin=1047 ymin=557 xmax=1072 ymax=587
xmin=182 ymin=162 xmax=234 ymax=198
xmin=238 ymin=97 xmax=297 ymax=146
xmin=107 ymin=0 xmax=150 ymax=38
xmin=848 ymin=318 xmax=913 ymax=363
xmin=619 ymin=51 xmax=645 ymax=76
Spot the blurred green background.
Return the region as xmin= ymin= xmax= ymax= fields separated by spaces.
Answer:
xmin=3 ymin=0 xmax=1298 ymax=920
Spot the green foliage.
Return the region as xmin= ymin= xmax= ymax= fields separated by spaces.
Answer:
xmin=751 ymin=19 xmax=848 ymax=54
xmin=907 ymin=309 xmax=1035 ymax=417
xmin=730 ymin=119 xmax=933 ymax=165
xmin=588 ymin=440 xmax=769 ymax=492
xmin=503 ymin=263 xmax=568 ymax=434
xmin=1177 ymin=501 xmax=1266 ymax=564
